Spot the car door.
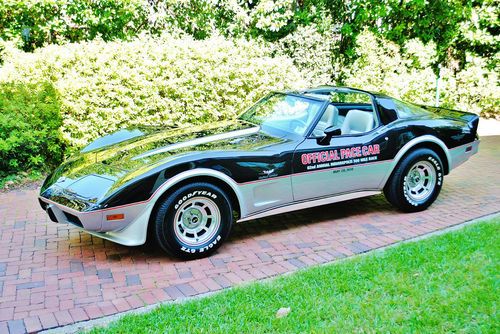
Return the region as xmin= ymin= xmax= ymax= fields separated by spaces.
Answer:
xmin=291 ymin=99 xmax=392 ymax=201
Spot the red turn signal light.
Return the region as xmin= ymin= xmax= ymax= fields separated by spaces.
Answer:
xmin=106 ymin=213 xmax=125 ymax=221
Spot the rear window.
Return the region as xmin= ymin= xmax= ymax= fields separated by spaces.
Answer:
xmin=393 ymin=99 xmax=430 ymax=118
xmin=377 ymin=97 xmax=429 ymax=122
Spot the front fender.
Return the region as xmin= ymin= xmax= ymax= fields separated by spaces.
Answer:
xmin=148 ymin=168 xmax=246 ymax=217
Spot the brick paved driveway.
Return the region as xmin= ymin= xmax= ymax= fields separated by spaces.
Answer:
xmin=1 ymin=136 xmax=499 ymax=333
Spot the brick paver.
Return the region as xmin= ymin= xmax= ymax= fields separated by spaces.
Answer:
xmin=0 ymin=136 xmax=499 ymax=333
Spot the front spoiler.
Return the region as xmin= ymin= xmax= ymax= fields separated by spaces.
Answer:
xmin=38 ymin=196 xmax=151 ymax=246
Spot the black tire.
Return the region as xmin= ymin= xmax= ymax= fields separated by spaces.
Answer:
xmin=384 ymin=148 xmax=443 ymax=212
xmin=152 ymin=182 xmax=233 ymax=259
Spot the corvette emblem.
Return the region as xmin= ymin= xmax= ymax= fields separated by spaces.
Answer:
xmin=262 ymin=169 xmax=275 ymax=176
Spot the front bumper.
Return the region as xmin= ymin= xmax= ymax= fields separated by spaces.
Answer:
xmin=38 ymin=196 xmax=151 ymax=246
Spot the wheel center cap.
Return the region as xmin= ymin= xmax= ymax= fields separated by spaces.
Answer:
xmin=409 ymin=171 xmax=422 ymax=186
xmin=183 ymin=209 xmax=202 ymax=229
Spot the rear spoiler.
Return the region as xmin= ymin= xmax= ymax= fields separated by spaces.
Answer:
xmin=419 ymin=105 xmax=480 ymax=136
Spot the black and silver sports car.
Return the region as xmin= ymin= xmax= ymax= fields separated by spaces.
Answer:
xmin=39 ymin=86 xmax=480 ymax=259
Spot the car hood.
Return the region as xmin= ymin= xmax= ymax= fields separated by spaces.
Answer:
xmin=40 ymin=120 xmax=283 ymax=207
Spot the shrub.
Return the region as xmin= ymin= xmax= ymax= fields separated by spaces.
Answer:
xmin=273 ymin=23 xmax=334 ymax=86
xmin=341 ymin=30 xmax=438 ymax=106
xmin=0 ymin=82 xmax=65 ymax=177
xmin=342 ymin=30 xmax=499 ymax=118
xmin=0 ymin=34 xmax=308 ymax=147
xmin=0 ymin=0 xmax=147 ymax=51
xmin=441 ymin=56 xmax=500 ymax=119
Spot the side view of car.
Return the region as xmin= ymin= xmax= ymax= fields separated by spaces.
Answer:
xmin=39 ymin=86 xmax=480 ymax=259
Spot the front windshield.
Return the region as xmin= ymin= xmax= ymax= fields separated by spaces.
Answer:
xmin=239 ymin=93 xmax=325 ymax=136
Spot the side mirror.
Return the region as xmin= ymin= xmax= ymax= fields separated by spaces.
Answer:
xmin=317 ymin=126 xmax=341 ymax=145
xmin=324 ymin=125 xmax=341 ymax=137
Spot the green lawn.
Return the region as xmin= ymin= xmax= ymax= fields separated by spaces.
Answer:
xmin=89 ymin=218 xmax=499 ymax=334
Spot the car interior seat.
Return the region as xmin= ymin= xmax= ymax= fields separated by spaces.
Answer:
xmin=341 ymin=109 xmax=374 ymax=135
xmin=312 ymin=104 xmax=339 ymax=136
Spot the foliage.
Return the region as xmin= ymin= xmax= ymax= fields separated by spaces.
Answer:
xmin=250 ymin=0 xmax=296 ymax=37
xmin=0 ymin=0 xmax=498 ymax=179
xmin=88 ymin=219 xmax=499 ymax=333
xmin=0 ymin=82 xmax=65 ymax=177
xmin=0 ymin=169 xmax=43 ymax=190
xmin=455 ymin=0 xmax=500 ymax=68
xmin=0 ymin=0 xmax=147 ymax=52
xmin=342 ymin=30 xmax=439 ymax=105
xmin=322 ymin=0 xmax=482 ymax=66
xmin=342 ymin=30 xmax=499 ymax=118
xmin=0 ymin=35 xmax=307 ymax=147
xmin=272 ymin=22 xmax=334 ymax=85
xmin=146 ymin=0 xmax=323 ymax=40
xmin=145 ymin=0 xmax=241 ymax=39
xmin=441 ymin=55 xmax=500 ymax=118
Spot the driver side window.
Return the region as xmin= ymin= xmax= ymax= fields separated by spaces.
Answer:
xmin=312 ymin=91 xmax=378 ymax=137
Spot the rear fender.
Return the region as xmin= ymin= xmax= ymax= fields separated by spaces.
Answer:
xmin=379 ymin=135 xmax=451 ymax=188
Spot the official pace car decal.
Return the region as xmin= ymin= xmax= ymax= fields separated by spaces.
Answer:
xmin=301 ymin=144 xmax=380 ymax=171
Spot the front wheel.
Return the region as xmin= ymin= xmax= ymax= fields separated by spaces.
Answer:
xmin=384 ymin=148 xmax=443 ymax=212
xmin=152 ymin=182 xmax=233 ymax=259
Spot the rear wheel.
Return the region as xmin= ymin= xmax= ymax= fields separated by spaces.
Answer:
xmin=153 ymin=182 xmax=233 ymax=259
xmin=384 ymin=148 xmax=443 ymax=212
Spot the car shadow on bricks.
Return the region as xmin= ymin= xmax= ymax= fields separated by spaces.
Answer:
xmin=58 ymin=195 xmax=394 ymax=261
xmin=229 ymin=194 xmax=394 ymax=242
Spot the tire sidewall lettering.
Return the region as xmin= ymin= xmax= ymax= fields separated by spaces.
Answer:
xmin=174 ymin=190 xmax=218 ymax=210
xmin=180 ymin=235 xmax=222 ymax=254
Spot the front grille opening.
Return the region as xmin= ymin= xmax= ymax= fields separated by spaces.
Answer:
xmin=39 ymin=199 xmax=48 ymax=210
xmin=63 ymin=212 xmax=83 ymax=228
xmin=47 ymin=207 xmax=58 ymax=223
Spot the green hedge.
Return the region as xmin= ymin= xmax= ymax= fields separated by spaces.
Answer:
xmin=0 ymin=35 xmax=306 ymax=148
xmin=0 ymin=82 xmax=65 ymax=177
xmin=0 ymin=0 xmax=146 ymax=51
xmin=341 ymin=31 xmax=499 ymax=118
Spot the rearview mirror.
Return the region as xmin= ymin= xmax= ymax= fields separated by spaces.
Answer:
xmin=317 ymin=126 xmax=341 ymax=145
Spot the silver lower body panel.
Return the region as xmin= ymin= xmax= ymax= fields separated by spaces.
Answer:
xmin=449 ymin=140 xmax=480 ymax=171
xmin=238 ymin=190 xmax=380 ymax=222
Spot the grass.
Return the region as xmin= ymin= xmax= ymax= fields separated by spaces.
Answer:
xmin=89 ymin=218 xmax=499 ymax=334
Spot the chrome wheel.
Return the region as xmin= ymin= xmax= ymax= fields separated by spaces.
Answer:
xmin=405 ymin=161 xmax=437 ymax=202
xmin=173 ymin=197 xmax=221 ymax=247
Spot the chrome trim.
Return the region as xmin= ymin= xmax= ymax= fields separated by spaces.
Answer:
xmin=237 ymin=190 xmax=380 ymax=222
